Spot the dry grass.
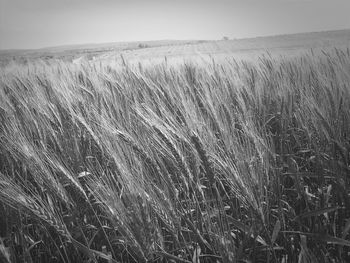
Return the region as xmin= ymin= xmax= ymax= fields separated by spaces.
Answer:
xmin=0 ymin=48 xmax=350 ymax=262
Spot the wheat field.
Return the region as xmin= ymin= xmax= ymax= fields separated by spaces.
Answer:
xmin=1 ymin=48 xmax=350 ymax=262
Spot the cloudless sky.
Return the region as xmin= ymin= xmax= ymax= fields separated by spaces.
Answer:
xmin=0 ymin=0 xmax=349 ymax=49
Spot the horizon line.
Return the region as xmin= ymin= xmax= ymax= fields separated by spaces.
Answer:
xmin=1 ymin=27 xmax=349 ymax=52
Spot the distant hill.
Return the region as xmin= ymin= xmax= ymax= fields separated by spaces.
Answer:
xmin=227 ymin=29 xmax=350 ymax=50
xmin=0 ymin=29 xmax=349 ymax=66
xmin=0 ymin=40 xmax=202 ymax=56
xmin=0 ymin=39 xmax=205 ymax=65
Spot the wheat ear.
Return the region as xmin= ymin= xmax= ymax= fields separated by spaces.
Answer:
xmin=152 ymin=125 xmax=193 ymax=189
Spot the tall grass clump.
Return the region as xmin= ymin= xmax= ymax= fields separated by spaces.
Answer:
xmin=1 ymin=48 xmax=350 ymax=262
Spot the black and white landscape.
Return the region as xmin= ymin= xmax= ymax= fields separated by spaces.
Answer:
xmin=1 ymin=1 xmax=350 ymax=262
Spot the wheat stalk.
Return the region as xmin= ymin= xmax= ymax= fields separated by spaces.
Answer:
xmin=152 ymin=125 xmax=193 ymax=192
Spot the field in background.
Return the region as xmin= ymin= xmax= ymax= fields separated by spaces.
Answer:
xmin=1 ymin=31 xmax=350 ymax=263
xmin=95 ymin=29 xmax=350 ymax=65
xmin=1 ymin=29 xmax=350 ymax=67
xmin=0 ymin=40 xmax=205 ymax=66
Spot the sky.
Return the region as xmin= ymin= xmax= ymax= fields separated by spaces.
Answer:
xmin=0 ymin=0 xmax=350 ymax=50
